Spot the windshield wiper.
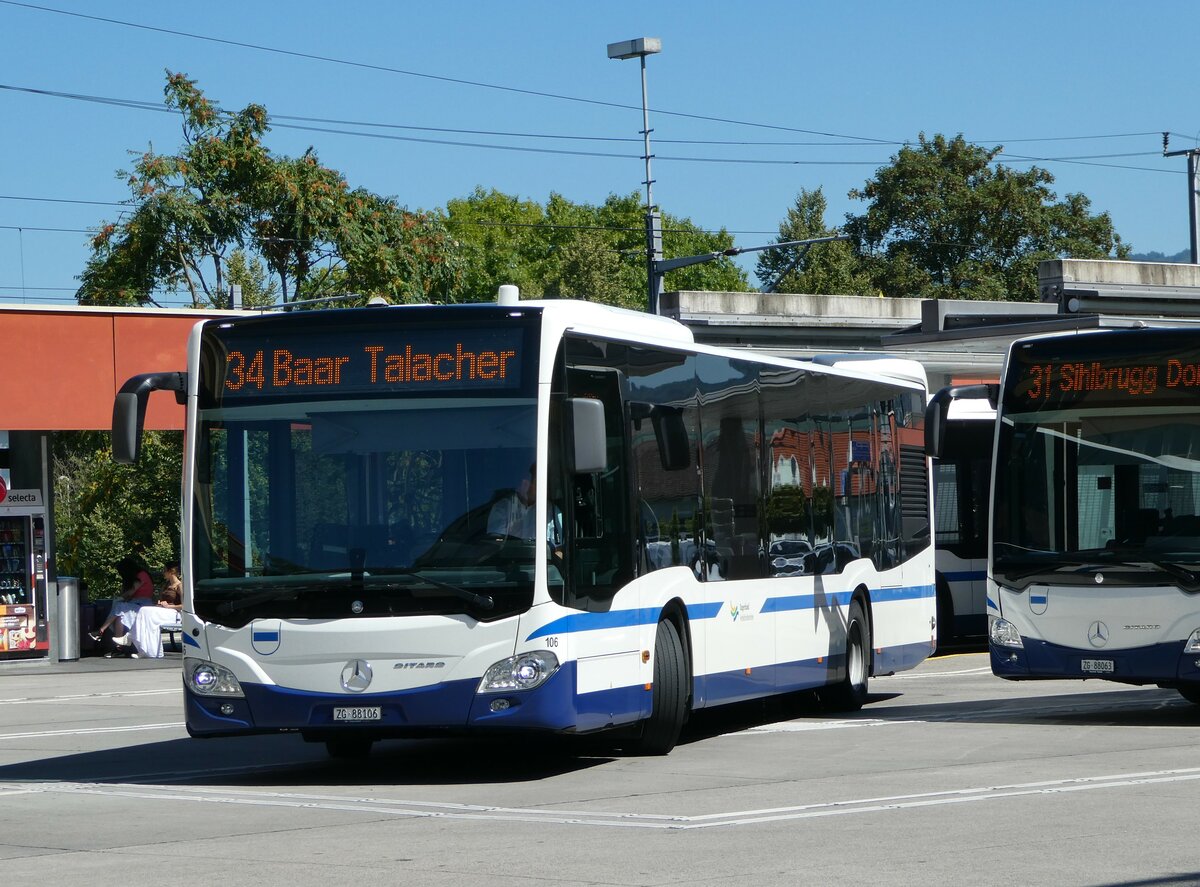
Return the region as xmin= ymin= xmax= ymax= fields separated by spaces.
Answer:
xmin=368 ymin=568 xmax=494 ymax=611
xmin=204 ymin=569 xmax=495 ymax=616
xmin=1147 ymin=561 xmax=1200 ymax=592
xmin=996 ymin=554 xmax=1200 ymax=593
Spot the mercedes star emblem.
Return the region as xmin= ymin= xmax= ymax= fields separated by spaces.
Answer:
xmin=340 ymin=659 xmax=373 ymax=693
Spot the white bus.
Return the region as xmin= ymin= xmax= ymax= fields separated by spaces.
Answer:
xmin=931 ymin=398 xmax=994 ymax=646
xmin=113 ymin=295 xmax=937 ymax=756
xmin=928 ymin=328 xmax=1200 ymax=702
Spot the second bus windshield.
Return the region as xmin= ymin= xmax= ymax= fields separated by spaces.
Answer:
xmin=995 ymin=332 xmax=1200 ymax=579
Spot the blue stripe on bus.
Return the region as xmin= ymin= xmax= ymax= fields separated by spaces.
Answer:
xmin=525 ymin=585 xmax=933 ymax=640
xmin=252 ymin=630 xmax=280 ymax=643
xmin=761 ymin=590 xmax=853 ymax=613
xmin=525 ymin=603 xmax=723 ymax=641
xmin=762 ymin=582 xmax=933 ymax=613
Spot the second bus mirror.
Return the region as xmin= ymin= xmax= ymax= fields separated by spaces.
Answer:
xmin=924 ymin=383 xmax=998 ymax=459
xmin=924 ymin=390 xmax=949 ymax=459
xmin=568 ymin=397 xmax=607 ymax=474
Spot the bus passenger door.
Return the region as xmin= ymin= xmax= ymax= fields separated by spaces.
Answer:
xmin=562 ymin=363 xmax=635 ymax=612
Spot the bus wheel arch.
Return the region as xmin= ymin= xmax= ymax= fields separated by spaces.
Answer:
xmin=631 ymin=603 xmax=691 ymax=755
xmin=822 ymin=588 xmax=872 ymax=711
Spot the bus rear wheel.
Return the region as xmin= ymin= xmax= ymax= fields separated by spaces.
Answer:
xmin=631 ymin=618 xmax=688 ymax=755
xmin=1178 ymin=685 xmax=1200 ymax=705
xmin=823 ymin=599 xmax=870 ymax=711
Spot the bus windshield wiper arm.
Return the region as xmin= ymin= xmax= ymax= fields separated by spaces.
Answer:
xmin=369 ymin=569 xmax=494 ymax=610
xmin=998 ymin=557 xmax=1139 ymax=586
xmin=209 ymin=572 xmax=494 ymax=614
xmin=1147 ymin=561 xmax=1200 ymax=591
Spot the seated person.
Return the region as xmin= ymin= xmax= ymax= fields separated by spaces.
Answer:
xmin=128 ymin=561 xmax=183 ymax=659
xmin=90 ymin=556 xmax=154 ymax=645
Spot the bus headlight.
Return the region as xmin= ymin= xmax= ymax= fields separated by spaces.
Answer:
xmin=479 ymin=651 xmax=559 ymax=693
xmin=990 ymin=617 xmax=1024 ymax=649
xmin=1185 ymin=630 xmax=1200 ymax=654
xmin=184 ymin=659 xmax=245 ymax=697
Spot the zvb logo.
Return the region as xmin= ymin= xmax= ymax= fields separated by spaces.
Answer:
xmin=341 ymin=659 xmax=373 ymax=693
xmin=1087 ymin=621 xmax=1109 ymax=648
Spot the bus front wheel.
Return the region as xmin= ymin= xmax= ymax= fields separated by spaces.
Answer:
xmin=822 ymin=599 xmax=870 ymax=711
xmin=632 ymin=619 xmax=688 ymax=755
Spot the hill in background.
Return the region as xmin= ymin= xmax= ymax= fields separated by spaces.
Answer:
xmin=1128 ymin=248 xmax=1190 ymax=263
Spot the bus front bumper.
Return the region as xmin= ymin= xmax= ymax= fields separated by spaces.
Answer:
xmin=990 ymin=637 xmax=1200 ymax=686
xmin=183 ymin=660 xmax=645 ymax=738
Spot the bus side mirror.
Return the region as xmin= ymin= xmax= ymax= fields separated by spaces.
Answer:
xmin=111 ymin=372 xmax=188 ymax=464
xmin=651 ymin=405 xmax=690 ymax=471
xmin=924 ymin=384 xmax=997 ymax=459
xmin=568 ymin=397 xmax=607 ymax=474
xmin=924 ymin=389 xmax=950 ymax=459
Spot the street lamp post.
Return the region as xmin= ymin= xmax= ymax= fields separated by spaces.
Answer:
xmin=607 ymin=37 xmax=663 ymax=313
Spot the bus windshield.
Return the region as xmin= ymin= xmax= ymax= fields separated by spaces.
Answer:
xmin=193 ymin=398 xmax=540 ymax=626
xmin=993 ymin=332 xmax=1200 ymax=589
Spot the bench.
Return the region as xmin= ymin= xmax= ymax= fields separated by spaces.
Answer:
xmin=161 ymin=624 xmax=183 ymax=652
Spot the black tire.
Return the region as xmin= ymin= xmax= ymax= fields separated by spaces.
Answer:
xmin=632 ymin=619 xmax=688 ymax=755
xmin=824 ymin=599 xmax=870 ymax=711
xmin=1178 ymin=685 xmax=1200 ymax=705
xmin=326 ymin=737 xmax=374 ymax=759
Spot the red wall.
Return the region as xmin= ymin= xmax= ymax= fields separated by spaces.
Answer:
xmin=0 ymin=307 xmax=236 ymax=431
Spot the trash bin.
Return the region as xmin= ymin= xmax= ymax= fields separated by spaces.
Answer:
xmin=57 ymin=576 xmax=80 ymax=662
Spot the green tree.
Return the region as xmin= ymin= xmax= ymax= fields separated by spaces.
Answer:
xmin=77 ymin=72 xmax=461 ymax=307
xmin=447 ymin=189 xmax=750 ymax=307
xmin=223 ymin=248 xmax=278 ymax=308
xmin=842 ymin=133 xmax=1128 ymax=301
xmin=445 ymin=188 xmax=552 ymax=300
xmin=755 ymin=188 xmax=874 ymax=295
xmin=54 ymin=431 xmax=182 ymax=600
xmin=544 ymin=229 xmax=632 ymax=306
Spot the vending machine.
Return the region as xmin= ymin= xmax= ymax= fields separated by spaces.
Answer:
xmin=0 ymin=492 xmax=48 ymax=658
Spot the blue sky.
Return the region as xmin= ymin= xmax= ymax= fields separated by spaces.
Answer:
xmin=2 ymin=0 xmax=1196 ymax=306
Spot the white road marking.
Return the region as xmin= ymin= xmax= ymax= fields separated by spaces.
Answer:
xmin=740 ymin=718 xmax=920 ymax=733
xmin=0 ymin=723 xmax=184 ymax=741
xmin=0 ymin=689 xmax=178 ymax=706
xmin=7 ymin=767 xmax=1200 ymax=830
xmin=883 ymin=666 xmax=993 ymax=679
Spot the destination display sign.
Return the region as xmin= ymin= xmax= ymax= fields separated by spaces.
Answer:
xmin=1006 ymin=331 xmax=1200 ymax=410
xmin=199 ymin=317 xmax=534 ymax=406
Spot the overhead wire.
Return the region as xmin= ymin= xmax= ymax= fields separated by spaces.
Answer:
xmin=0 ymin=0 xmax=896 ymax=143
xmin=2 ymin=2 xmax=1191 ymax=296
xmin=7 ymin=0 xmax=1197 ymax=157
xmin=0 ymin=82 xmax=1184 ymax=176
